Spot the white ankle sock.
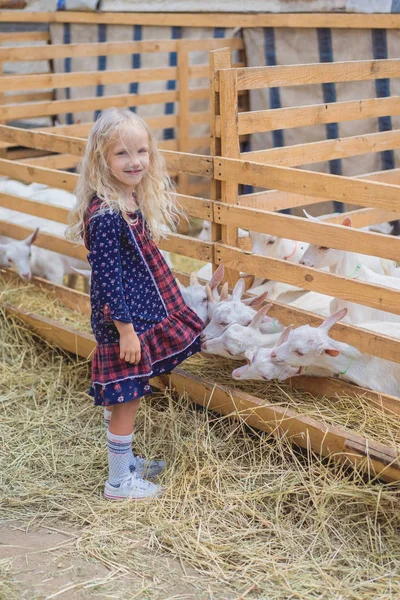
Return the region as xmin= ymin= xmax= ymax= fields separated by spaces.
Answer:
xmin=104 ymin=407 xmax=136 ymax=469
xmin=106 ymin=430 xmax=133 ymax=487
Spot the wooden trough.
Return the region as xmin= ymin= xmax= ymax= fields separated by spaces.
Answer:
xmin=1 ymin=38 xmax=400 ymax=480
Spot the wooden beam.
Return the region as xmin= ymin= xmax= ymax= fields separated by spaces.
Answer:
xmin=214 ymin=202 xmax=400 ymax=262
xmin=230 ymin=59 xmax=400 ymax=92
xmin=215 ymin=244 xmax=400 ymax=319
xmin=233 ymin=96 xmax=400 ymax=135
xmin=244 ymin=129 xmax=400 ymax=168
xmin=161 ymin=369 xmax=400 ymax=483
xmin=3 ymin=12 xmax=400 ymax=30
xmin=215 ymin=157 xmax=400 ymax=213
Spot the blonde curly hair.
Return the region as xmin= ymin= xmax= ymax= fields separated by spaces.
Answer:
xmin=67 ymin=108 xmax=181 ymax=242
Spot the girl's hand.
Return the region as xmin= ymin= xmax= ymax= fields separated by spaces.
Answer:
xmin=113 ymin=321 xmax=141 ymax=364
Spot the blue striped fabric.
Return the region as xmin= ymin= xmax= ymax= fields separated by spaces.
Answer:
xmin=317 ymin=28 xmax=343 ymax=213
xmin=130 ymin=25 xmax=142 ymax=112
xmin=264 ymin=28 xmax=288 ymax=213
xmin=164 ymin=26 xmax=181 ymax=141
xmin=372 ymin=29 xmax=395 ymax=171
xmin=94 ymin=24 xmax=107 ymax=120
xmin=63 ymin=23 xmax=73 ymax=125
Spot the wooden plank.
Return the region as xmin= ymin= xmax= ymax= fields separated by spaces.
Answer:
xmin=219 ymin=67 xmax=240 ymax=286
xmin=0 ymin=90 xmax=180 ymax=121
xmin=0 ymin=158 xmax=77 ymax=190
xmin=20 ymin=154 xmax=80 ymax=170
xmin=0 ymin=269 xmax=90 ymax=316
xmin=228 ymin=59 xmax=400 ymax=92
xmin=215 ymin=244 xmax=400 ymax=317
xmin=3 ymin=11 xmax=400 ymax=30
xmin=0 ymin=66 xmax=178 ymax=93
xmin=161 ymin=369 xmax=400 ymax=483
xmin=4 ymin=91 xmax=53 ymax=104
xmin=0 ymin=192 xmax=70 ymax=224
xmin=214 ymin=202 xmax=400 ymax=262
xmin=244 ymin=129 xmax=400 ymax=168
xmin=216 ymin=157 xmax=400 ymax=213
xmin=3 ymin=303 xmax=95 ymax=358
xmin=233 ymin=96 xmax=400 ymax=135
xmin=323 ymin=207 xmax=400 ymax=228
xmin=0 ymin=37 xmax=242 ymax=62
xmin=0 ymin=31 xmax=50 ymax=42
xmin=0 ymin=124 xmax=86 ymax=156
xmin=163 ymin=151 xmax=212 ymax=178
xmin=176 ymin=194 xmax=212 ymax=220
xmin=0 ymin=221 xmax=87 ymax=261
xmin=159 ymin=234 xmax=212 ymax=262
xmin=209 ymin=48 xmax=231 ymax=270
xmin=238 ymin=168 xmax=400 ymax=212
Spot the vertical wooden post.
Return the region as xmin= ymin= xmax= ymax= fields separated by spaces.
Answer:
xmin=176 ymin=38 xmax=190 ymax=234
xmin=217 ymin=66 xmax=240 ymax=286
xmin=0 ymin=42 xmax=6 ymax=157
xmin=210 ymin=47 xmax=233 ymax=279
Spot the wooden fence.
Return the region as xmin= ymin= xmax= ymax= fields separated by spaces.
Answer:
xmin=0 ymin=122 xmax=400 ymax=481
xmin=0 ymin=22 xmax=243 ymax=197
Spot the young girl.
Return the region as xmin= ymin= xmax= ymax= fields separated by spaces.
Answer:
xmin=68 ymin=108 xmax=204 ymax=501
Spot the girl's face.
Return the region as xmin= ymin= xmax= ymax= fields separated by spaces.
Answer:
xmin=107 ymin=127 xmax=150 ymax=197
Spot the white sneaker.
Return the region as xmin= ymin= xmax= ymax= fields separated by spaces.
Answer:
xmin=132 ymin=456 xmax=166 ymax=480
xmin=104 ymin=473 xmax=162 ymax=501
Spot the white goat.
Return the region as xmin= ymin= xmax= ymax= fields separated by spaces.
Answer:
xmin=201 ymin=304 xmax=282 ymax=359
xmin=176 ymin=264 xmax=225 ymax=323
xmin=0 ymin=228 xmax=39 ymax=280
xmin=201 ymin=278 xmax=281 ymax=342
xmin=231 ymin=327 xmax=303 ymax=381
xmin=269 ymin=309 xmax=400 ymax=397
xmin=301 ymin=214 xmax=396 ymax=276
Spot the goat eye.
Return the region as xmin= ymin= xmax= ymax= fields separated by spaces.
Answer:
xmin=319 ymin=246 xmax=329 ymax=251
xmin=202 ymin=298 xmax=207 ymax=303
xmin=219 ymin=322 xmax=229 ymax=327
xmin=7 ymin=257 xmax=12 ymax=264
xmin=267 ymin=239 xmax=276 ymax=245
xmin=295 ymin=349 xmax=304 ymax=356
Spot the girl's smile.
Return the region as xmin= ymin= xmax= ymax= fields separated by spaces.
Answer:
xmin=108 ymin=128 xmax=150 ymax=198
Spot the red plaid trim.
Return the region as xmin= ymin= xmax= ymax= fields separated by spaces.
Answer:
xmin=92 ymin=305 xmax=202 ymax=385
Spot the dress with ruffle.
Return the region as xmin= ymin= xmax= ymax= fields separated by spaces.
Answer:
xmin=84 ymin=196 xmax=204 ymax=406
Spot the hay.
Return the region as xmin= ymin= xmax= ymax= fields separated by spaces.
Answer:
xmin=183 ymin=355 xmax=400 ymax=451
xmin=2 ymin=312 xmax=400 ymax=599
xmin=1 ymin=273 xmax=400 ymax=449
xmin=0 ymin=273 xmax=92 ymax=334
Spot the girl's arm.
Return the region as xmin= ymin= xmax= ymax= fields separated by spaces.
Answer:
xmin=88 ymin=211 xmax=141 ymax=364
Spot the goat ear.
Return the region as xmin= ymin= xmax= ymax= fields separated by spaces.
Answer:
xmin=325 ymin=348 xmax=341 ymax=357
xmin=242 ymin=290 xmax=268 ymax=307
xmin=249 ymin=303 xmax=272 ymax=329
xmin=232 ymin=278 xmax=245 ymax=301
xmin=209 ymin=264 xmax=224 ymax=289
xmin=220 ymin=281 xmax=229 ymax=302
xmin=275 ymin=324 xmax=294 ymax=347
xmin=205 ymin=283 xmax=214 ymax=303
xmin=341 ymin=216 xmax=352 ymax=227
xmin=303 ymin=209 xmax=320 ymax=222
xmin=190 ymin=271 xmax=199 ymax=286
xmin=244 ymin=349 xmax=255 ymax=364
xmin=24 ymin=227 xmax=39 ymax=246
xmin=319 ymin=308 xmax=347 ymax=331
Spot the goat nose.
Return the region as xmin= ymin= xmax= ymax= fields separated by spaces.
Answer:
xmin=22 ymin=272 xmax=31 ymax=280
xmin=271 ymin=351 xmax=276 ymax=358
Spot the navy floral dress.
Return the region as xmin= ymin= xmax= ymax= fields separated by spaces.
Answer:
xmin=84 ymin=196 xmax=204 ymax=406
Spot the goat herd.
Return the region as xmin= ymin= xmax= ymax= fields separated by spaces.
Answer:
xmin=0 ymin=178 xmax=399 ymax=398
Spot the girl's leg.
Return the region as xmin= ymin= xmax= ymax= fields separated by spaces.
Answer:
xmin=105 ymin=400 xmax=140 ymax=488
xmin=109 ymin=398 xmax=141 ymax=435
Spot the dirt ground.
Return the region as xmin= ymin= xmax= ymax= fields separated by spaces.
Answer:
xmin=0 ymin=522 xmax=229 ymax=600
